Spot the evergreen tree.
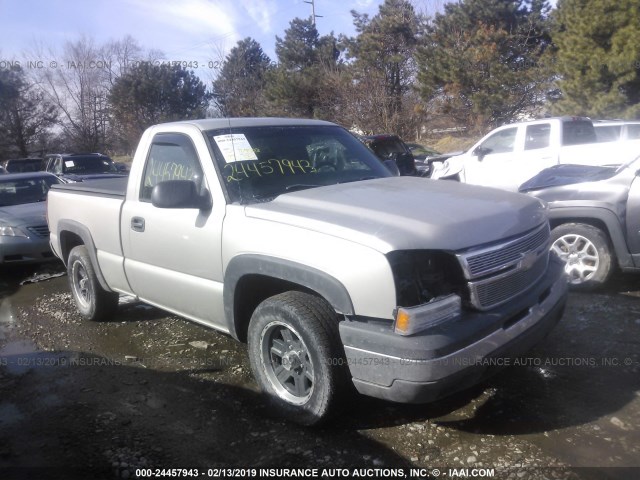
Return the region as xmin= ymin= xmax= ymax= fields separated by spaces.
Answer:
xmin=212 ymin=38 xmax=272 ymax=117
xmin=551 ymin=0 xmax=640 ymax=118
xmin=345 ymin=0 xmax=423 ymax=136
xmin=417 ymin=0 xmax=552 ymax=132
xmin=109 ymin=63 xmax=210 ymax=151
xmin=265 ymin=18 xmax=339 ymax=118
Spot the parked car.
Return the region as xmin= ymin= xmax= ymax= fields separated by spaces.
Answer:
xmin=593 ymin=120 xmax=640 ymax=142
xmin=431 ymin=117 xmax=640 ymax=191
xmin=43 ymin=153 xmax=128 ymax=183
xmin=520 ymin=155 xmax=640 ymax=289
xmin=47 ymin=117 xmax=567 ymax=425
xmin=362 ymin=134 xmax=418 ymax=176
xmin=1 ymin=158 xmax=44 ymax=173
xmin=405 ymin=142 xmax=440 ymax=160
xmin=0 ymin=172 xmax=60 ymax=264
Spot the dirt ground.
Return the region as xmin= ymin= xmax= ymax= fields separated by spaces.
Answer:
xmin=0 ymin=263 xmax=639 ymax=480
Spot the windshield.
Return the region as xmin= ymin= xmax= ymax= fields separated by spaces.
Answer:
xmin=206 ymin=125 xmax=391 ymax=204
xmin=63 ymin=156 xmax=117 ymax=174
xmin=0 ymin=176 xmax=59 ymax=206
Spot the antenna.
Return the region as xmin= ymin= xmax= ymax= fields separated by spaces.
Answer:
xmin=303 ymin=0 xmax=323 ymax=26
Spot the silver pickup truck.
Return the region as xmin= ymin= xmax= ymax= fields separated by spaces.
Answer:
xmin=47 ymin=118 xmax=568 ymax=425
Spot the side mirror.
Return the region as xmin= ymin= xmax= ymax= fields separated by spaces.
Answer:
xmin=473 ymin=146 xmax=491 ymax=161
xmin=114 ymin=163 xmax=129 ymax=173
xmin=151 ymin=180 xmax=212 ymax=210
xmin=394 ymin=151 xmax=417 ymax=176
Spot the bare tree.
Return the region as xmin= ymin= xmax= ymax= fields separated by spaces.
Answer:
xmin=29 ymin=36 xmax=110 ymax=152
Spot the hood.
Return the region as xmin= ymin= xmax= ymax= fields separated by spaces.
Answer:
xmin=519 ymin=164 xmax=620 ymax=192
xmin=430 ymin=153 xmax=466 ymax=179
xmin=245 ymin=177 xmax=546 ymax=253
xmin=0 ymin=201 xmax=47 ymax=227
xmin=60 ymin=173 xmax=127 ymax=182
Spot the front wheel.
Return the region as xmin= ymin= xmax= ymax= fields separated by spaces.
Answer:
xmin=550 ymin=223 xmax=614 ymax=289
xmin=247 ymin=291 xmax=351 ymax=426
xmin=67 ymin=245 xmax=119 ymax=321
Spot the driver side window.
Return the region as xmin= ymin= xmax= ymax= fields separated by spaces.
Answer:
xmin=479 ymin=127 xmax=517 ymax=155
xmin=140 ymin=133 xmax=204 ymax=202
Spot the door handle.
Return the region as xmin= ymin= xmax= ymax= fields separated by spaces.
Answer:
xmin=131 ymin=217 xmax=145 ymax=232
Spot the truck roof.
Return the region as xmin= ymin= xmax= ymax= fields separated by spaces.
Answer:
xmin=157 ymin=118 xmax=338 ymax=131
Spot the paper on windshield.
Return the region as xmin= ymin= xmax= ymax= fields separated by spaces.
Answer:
xmin=65 ymin=161 xmax=75 ymax=168
xmin=213 ymin=134 xmax=258 ymax=163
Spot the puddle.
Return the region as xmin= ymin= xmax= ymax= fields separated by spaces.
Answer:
xmin=0 ymin=298 xmax=16 ymax=340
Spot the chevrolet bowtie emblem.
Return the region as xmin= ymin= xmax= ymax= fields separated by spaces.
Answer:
xmin=519 ymin=250 xmax=539 ymax=270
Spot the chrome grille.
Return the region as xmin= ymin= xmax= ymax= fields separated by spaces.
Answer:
xmin=459 ymin=224 xmax=550 ymax=279
xmin=27 ymin=225 xmax=50 ymax=238
xmin=469 ymin=254 xmax=548 ymax=310
xmin=457 ymin=223 xmax=551 ymax=311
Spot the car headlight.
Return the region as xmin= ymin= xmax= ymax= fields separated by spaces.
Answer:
xmin=0 ymin=226 xmax=28 ymax=237
xmin=387 ymin=250 xmax=467 ymax=335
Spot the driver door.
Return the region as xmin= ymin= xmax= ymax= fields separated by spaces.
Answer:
xmin=464 ymin=126 xmax=522 ymax=190
xmin=121 ymin=131 xmax=227 ymax=330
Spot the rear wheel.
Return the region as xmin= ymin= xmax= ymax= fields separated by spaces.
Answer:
xmin=551 ymin=223 xmax=613 ymax=289
xmin=247 ymin=291 xmax=351 ymax=426
xmin=67 ymin=245 xmax=119 ymax=321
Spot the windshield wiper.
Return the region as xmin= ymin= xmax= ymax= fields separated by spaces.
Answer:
xmin=338 ymin=176 xmax=377 ymax=184
xmin=249 ymin=183 xmax=323 ymax=202
xmin=284 ymin=183 xmax=323 ymax=192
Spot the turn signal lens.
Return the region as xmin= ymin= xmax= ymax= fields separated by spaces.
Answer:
xmin=394 ymin=294 xmax=461 ymax=336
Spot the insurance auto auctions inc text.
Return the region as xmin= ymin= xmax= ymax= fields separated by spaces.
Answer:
xmin=255 ymin=468 xmax=495 ymax=477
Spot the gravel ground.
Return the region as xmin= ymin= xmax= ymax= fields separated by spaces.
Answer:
xmin=0 ymin=265 xmax=639 ymax=480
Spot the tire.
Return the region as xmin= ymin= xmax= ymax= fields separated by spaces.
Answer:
xmin=550 ymin=223 xmax=614 ymax=290
xmin=67 ymin=245 xmax=119 ymax=321
xmin=247 ymin=291 xmax=352 ymax=426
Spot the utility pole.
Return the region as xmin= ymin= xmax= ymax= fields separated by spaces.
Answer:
xmin=304 ymin=0 xmax=322 ymax=26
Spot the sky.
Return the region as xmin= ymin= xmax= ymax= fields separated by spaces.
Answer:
xmin=0 ymin=0 xmax=437 ymax=81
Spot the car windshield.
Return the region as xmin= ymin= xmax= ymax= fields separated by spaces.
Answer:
xmin=0 ymin=176 xmax=59 ymax=206
xmin=63 ymin=156 xmax=116 ymax=174
xmin=206 ymin=125 xmax=391 ymax=204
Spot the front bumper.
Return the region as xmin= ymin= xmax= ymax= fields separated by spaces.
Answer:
xmin=339 ymin=256 xmax=568 ymax=403
xmin=0 ymin=236 xmax=57 ymax=264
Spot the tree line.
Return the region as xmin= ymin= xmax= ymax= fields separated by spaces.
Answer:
xmin=1 ymin=0 xmax=639 ymax=160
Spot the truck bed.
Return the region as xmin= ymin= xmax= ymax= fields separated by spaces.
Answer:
xmin=50 ymin=177 xmax=127 ymax=198
xmin=47 ymin=176 xmax=128 ymax=289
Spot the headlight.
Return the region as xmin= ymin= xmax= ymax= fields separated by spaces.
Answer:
xmin=387 ymin=250 xmax=466 ymax=306
xmin=0 ymin=226 xmax=28 ymax=237
xmin=387 ymin=250 xmax=467 ymax=336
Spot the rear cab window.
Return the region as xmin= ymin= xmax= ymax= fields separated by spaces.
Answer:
xmin=562 ymin=120 xmax=597 ymax=146
xmin=524 ymin=123 xmax=551 ymax=150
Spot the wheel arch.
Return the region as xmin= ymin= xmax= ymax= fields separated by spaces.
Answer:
xmin=548 ymin=207 xmax=631 ymax=268
xmin=224 ymin=254 xmax=354 ymax=342
xmin=57 ymin=220 xmax=113 ymax=292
